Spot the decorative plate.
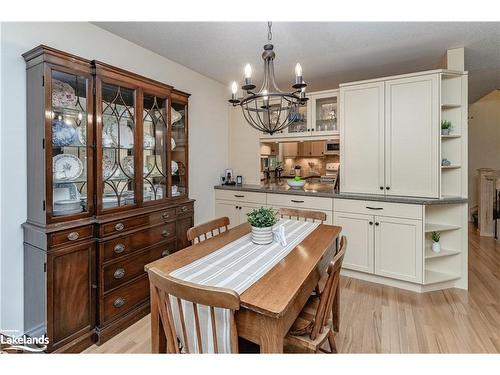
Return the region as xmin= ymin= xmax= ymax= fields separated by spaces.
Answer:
xmin=52 ymin=79 xmax=77 ymax=108
xmin=171 ymin=160 xmax=179 ymax=175
xmin=54 ymin=183 xmax=80 ymax=201
xmin=122 ymin=156 xmax=135 ymax=177
xmin=53 ymin=154 xmax=83 ymax=181
xmin=144 ymin=134 xmax=155 ymax=149
xmin=52 ymin=120 xmax=76 ymax=147
xmin=77 ymin=125 xmax=86 ymax=146
xmin=102 ymin=152 xmax=117 ymax=179
xmin=171 ymin=108 xmax=182 ymax=124
xmin=171 ymin=137 xmax=176 ymax=150
xmin=108 ymin=120 xmax=134 ymax=149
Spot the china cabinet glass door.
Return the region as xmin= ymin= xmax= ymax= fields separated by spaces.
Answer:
xmin=170 ymin=101 xmax=188 ymax=198
xmin=285 ymin=104 xmax=309 ymax=136
xmin=312 ymin=92 xmax=338 ymax=135
xmin=99 ymin=81 xmax=137 ymax=211
xmin=142 ymin=93 xmax=169 ymax=202
xmin=49 ymin=68 xmax=92 ymax=220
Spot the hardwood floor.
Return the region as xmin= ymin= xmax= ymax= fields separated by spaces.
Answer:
xmin=84 ymin=224 xmax=500 ymax=353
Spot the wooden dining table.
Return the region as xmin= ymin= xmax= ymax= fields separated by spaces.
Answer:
xmin=145 ymin=222 xmax=341 ymax=353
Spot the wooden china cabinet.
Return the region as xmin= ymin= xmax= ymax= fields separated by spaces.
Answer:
xmin=22 ymin=45 xmax=193 ymax=353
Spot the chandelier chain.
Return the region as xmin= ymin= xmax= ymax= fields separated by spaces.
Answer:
xmin=267 ymin=21 xmax=272 ymax=42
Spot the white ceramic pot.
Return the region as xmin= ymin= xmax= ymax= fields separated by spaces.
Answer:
xmin=441 ymin=128 xmax=450 ymax=136
xmin=432 ymin=241 xmax=441 ymax=253
xmin=251 ymin=226 xmax=273 ymax=245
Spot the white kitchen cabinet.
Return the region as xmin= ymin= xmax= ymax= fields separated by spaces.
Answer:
xmin=215 ymin=200 xmax=262 ymax=228
xmin=374 ymin=216 xmax=423 ymax=283
xmin=340 ymin=82 xmax=385 ymax=195
xmin=311 ymin=90 xmax=339 ymax=136
xmin=334 ymin=211 xmax=374 ymax=273
xmin=384 ymin=75 xmax=439 ymax=197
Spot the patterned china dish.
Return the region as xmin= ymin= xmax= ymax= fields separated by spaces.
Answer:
xmin=171 ymin=108 xmax=182 ymax=125
xmin=171 ymin=160 xmax=179 ymax=175
xmin=122 ymin=156 xmax=154 ymax=177
xmin=53 ymin=154 xmax=83 ymax=181
xmin=77 ymin=125 xmax=86 ymax=146
xmin=52 ymin=120 xmax=76 ymax=147
xmin=54 ymin=183 xmax=80 ymax=201
xmin=52 ymin=79 xmax=77 ymax=107
xmin=106 ymin=119 xmax=134 ymax=149
xmin=144 ymin=134 xmax=155 ymax=149
xmin=102 ymin=152 xmax=118 ymax=179
xmin=171 ymin=137 xmax=176 ymax=150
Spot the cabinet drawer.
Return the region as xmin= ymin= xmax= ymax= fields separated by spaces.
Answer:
xmin=102 ymin=223 xmax=176 ymax=262
xmin=103 ymin=241 xmax=175 ymax=292
xmin=334 ymin=199 xmax=422 ymax=220
xmin=48 ymin=225 xmax=94 ymax=247
xmin=176 ymin=201 xmax=194 ymax=216
xmin=102 ymin=276 xmax=149 ymax=324
xmin=267 ymin=193 xmax=333 ymax=211
xmin=215 ymin=190 xmax=266 ymax=205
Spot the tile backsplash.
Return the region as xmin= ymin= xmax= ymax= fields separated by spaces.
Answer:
xmin=283 ymin=155 xmax=339 ymax=176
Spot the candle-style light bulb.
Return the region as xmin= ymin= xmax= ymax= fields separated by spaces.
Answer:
xmin=295 ymin=63 xmax=302 ymax=77
xmin=231 ymin=81 xmax=238 ymax=95
xmin=244 ymin=64 xmax=252 ymax=79
xmin=262 ymin=89 xmax=269 ymax=101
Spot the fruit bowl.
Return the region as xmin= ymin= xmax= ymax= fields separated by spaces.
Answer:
xmin=287 ymin=179 xmax=306 ymax=189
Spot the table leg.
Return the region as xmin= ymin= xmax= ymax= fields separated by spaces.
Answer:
xmin=259 ymin=316 xmax=284 ymax=353
xmin=150 ymin=284 xmax=166 ymax=353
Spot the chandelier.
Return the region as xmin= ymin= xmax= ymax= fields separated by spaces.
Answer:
xmin=228 ymin=22 xmax=308 ymax=135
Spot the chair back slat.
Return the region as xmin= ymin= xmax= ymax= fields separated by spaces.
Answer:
xmin=278 ymin=208 xmax=327 ymax=223
xmin=187 ymin=217 xmax=230 ymax=246
xmin=176 ymin=297 xmax=190 ymax=353
xmin=148 ymin=268 xmax=240 ymax=353
xmin=210 ymin=306 xmax=219 ymax=353
xmin=310 ymin=236 xmax=347 ymax=340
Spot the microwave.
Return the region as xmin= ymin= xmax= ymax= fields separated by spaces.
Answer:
xmin=324 ymin=140 xmax=340 ymax=155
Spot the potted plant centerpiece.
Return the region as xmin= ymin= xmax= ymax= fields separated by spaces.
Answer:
xmin=247 ymin=207 xmax=278 ymax=245
xmin=431 ymin=231 xmax=441 ymax=253
xmin=441 ymin=120 xmax=452 ymax=135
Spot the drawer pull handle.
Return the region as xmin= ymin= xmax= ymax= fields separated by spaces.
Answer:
xmin=113 ymin=297 xmax=125 ymax=308
xmin=375 ymin=222 xmax=380 ymax=226
xmin=380 ymin=186 xmax=384 ymax=190
xmin=234 ymin=194 xmax=245 ymax=198
xmin=366 ymin=206 xmax=383 ymax=210
xmin=180 ymin=206 xmax=188 ymax=212
xmin=115 ymin=223 xmax=124 ymax=231
xmin=291 ymin=200 xmax=304 ymax=203
xmin=114 ymin=243 xmax=125 ymax=254
xmin=161 ymin=249 xmax=169 ymax=257
xmin=162 ymin=229 xmax=171 ymax=237
xmin=386 ymin=186 xmax=390 ymax=190
xmin=67 ymin=232 xmax=79 ymax=241
xmin=162 ymin=212 xmax=170 ymax=219
xmin=369 ymin=221 xmax=374 ymax=225
xmin=113 ymin=268 xmax=125 ymax=279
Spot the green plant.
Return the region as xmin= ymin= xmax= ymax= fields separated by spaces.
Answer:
xmin=247 ymin=207 xmax=278 ymax=228
xmin=431 ymin=231 xmax=441 ymax=243
xmin=441 ymin=120 xmax=451 ymax=130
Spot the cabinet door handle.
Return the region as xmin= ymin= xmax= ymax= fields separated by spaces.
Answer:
xmin=162 ymin=229 xmax=171 ymax=237
xmin=234 ymin=194 xmax=245 ymax=198
xmin=366 ymin=206 xmax=383 ymax=210
xmin=115 ymin=223 xmax=124 ymax=231
xmin=161 ymin=249 xmax=169 ymax=257
xmin=114 ymin=243 xmax=125 ymax=254
xmin=379 ymin=186 xmax=384 ymax=190
xmin=113 ymin=297 xmax=125 ymax=308
xmin=113 ymin=268 xmax=125 ymax=280
xmin=375 ymin=222 xmax=380 ymax=226
xmin=67 ymin=232 xmax=79 ymax=241
xmin=369 ymin=221 xmax=374 ymax=225
xmin=291 ymin=200 xmax=304 ymax=203
xmin=162 ymin=212 xmax=170 ymax=219
xmin=386 ymin=186 xmax=390 ymax=190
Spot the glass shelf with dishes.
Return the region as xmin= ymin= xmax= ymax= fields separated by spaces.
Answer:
xmin=99 ymin=82 xmax=136 ymax=210
xmin=143 ymin=93 xmax=169 ymax=202
xmin=50 ymin=69 xmax=91 ymax=218
xmin=171 ymin=100 xmax=188 ymax=198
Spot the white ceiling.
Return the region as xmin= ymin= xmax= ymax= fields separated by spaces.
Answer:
xmin=93 ymin=22 xmax=500 ymax=103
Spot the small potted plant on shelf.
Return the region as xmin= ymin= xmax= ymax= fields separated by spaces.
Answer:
xmin=431 ymin=231 xmax=441 ymax=253
xmin=247 ymin=207 xmax=278 ymax=245
xmin=441 ymin=120 xmax=452 ymax=135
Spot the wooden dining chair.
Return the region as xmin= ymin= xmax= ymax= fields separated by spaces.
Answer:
xmin=279 ymin=208 xmax=327 ymax=223
xmin=148 ymin=267 xmax=240 ymax=353
xmin=284 ymin=236 xmax=347 ymax=354
xmin=187 ymin=217 xmax=230 ymax=245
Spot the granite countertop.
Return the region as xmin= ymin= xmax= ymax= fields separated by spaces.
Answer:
xmin=214 ymin=183 xmax=467 ymax=205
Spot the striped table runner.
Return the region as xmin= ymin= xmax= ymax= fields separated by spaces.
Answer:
xmin=169 ymin=219 xmax=320 ymax=353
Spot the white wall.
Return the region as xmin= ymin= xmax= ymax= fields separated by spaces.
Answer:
xmin=468 ymin=90 xmax=500 ymax=208
xmin=0 ymin=22 xmax=229 ymax=335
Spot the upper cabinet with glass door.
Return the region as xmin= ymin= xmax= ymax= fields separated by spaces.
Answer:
xmin=170 ymin=90 xmax=190 ymax=199
xmin=258 ymin=89 xmax=339 ymax=139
